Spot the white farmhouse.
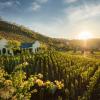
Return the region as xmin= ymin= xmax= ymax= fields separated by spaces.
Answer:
xmin=0 ymin=38 xmax=13 ymax=55
xmin=21 ymin=40 xmax=41 ymax=53
xmin=32 ymin=41 xmax=40 ymax=52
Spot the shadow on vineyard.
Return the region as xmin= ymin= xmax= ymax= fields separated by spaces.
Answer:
xmin=0 ymin=51 xmax=100 ymax=100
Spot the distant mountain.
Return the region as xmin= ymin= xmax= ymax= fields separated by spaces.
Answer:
xmin=69 ymin=39 xmax=100 ymax=50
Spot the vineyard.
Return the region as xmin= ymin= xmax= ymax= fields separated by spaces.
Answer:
xmin=0 ymin=51 xmax=100 ymax=100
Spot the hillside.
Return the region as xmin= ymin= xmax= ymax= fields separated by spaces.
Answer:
xmin=69 ymin=39 xmax=100 ymax=50
xmin=0 ymin=20 xmax=50 ymax=42
xmin=0 ymin=19 xmax=69 ymax=50
xmin=0 ymin=19 xmax=100 ymax=51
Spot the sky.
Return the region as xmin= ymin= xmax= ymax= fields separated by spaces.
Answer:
xmin=0 ymin=0 xmax=100 ymax=39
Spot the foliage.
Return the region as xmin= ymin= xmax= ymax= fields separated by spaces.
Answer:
xmin=7 ymin=40 xmax=21 ymax=49
xmin=0 ymin=51 xmax=100 ymax=100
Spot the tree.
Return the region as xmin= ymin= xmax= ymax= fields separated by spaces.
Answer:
xmin=7 ymin=40 xmax=21 ymax=49
xmin=41 ymin=43 xmax=48 ymax=50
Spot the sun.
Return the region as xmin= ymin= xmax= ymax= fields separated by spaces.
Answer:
xmin=77 ymin=31 xmax=93 ymax=40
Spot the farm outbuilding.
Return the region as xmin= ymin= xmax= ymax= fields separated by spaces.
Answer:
xmin=0 ymin=39 xmax=13 ymax=55
xmin=21 ymin=40 xmax=40 ymax=53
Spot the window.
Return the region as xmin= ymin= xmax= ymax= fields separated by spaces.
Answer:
xmin=2 ymin=48 xmax=6 ymax=54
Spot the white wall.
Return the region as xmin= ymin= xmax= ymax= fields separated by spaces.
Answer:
xmin=0 ymin=39 xmax=8 ymax=49
xmin=32 ymin=41 xmax=40 ymax=52
xmin=0 ymin=39 xmax=13 ymax=55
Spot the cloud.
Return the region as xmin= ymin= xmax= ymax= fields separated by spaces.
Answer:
xmin=0 ymin=1 xmax=13 ymax=9
xmin=0 ymin=0 xmax=21 ymax=10
xmin=30 ymin=0 xmax=48 ymax=11
xmin=64 ymin=3 xmax=100 ymax=23
xmin=36 ymin=0 xmax=48 ymax=3
xmin=64 ymin=0 xmax=78 ymax=4
xmin=29 ymin=2 xmax=100 ymax=39
xmin=15 ymin=0 xmax=21 ymax=6
xmin=31 ymin=2 xmax=41 ymax=11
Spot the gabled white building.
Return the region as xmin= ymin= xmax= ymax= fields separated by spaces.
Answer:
xmin=0 ymin=39 xmax=13 ymax=55
xmin=0 ymin=39 xmax=41 ymax=55
xmin=32 ymin=41 xmax=40 ymax=52
xmin=21 ymin=40 xmax=41 ymax=53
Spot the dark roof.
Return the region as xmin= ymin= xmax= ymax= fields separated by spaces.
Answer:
xmin=21 ymin=43 xmax=33 ymax=48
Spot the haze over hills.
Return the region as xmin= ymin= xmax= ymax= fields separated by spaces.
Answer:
xmin=0 ymin=19 xmax=100 ymax=50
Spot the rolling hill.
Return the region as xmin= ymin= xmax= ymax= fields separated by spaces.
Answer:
xmin=0 ymin=19 xmax=100 ymax=51
xmin=0 ymin=19 xmax=69 ymax=50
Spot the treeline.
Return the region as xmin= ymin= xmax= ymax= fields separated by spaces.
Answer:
xmin=69 ymin=39 xmax=100 ymax=51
